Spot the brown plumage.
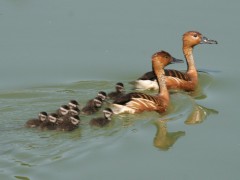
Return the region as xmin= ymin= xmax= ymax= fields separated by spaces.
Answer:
xmin=81 ymin=97 xmax=103 ymax=115
xmin=111 ymin=51 xmax=183 ymax=114
xmin=57 ymin=115 xmax=80 ymax=131
xmin=40 ymin=113 xmax=58 ymax=130
xmin=135 ymin=31 xmax=218 ymax=91
xmin=90 ymin=108 xmax=113 ymax=127
xmin=25 ymin=112 xmax=48 ymax=128
xmin=108 ymin=82 xmax=125 ymax=100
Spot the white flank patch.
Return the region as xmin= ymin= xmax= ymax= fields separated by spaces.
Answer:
xmin=111 ymin=104 xmax=136 ymax=114
xmin=134 ymin=80 xmax=158 ymax=90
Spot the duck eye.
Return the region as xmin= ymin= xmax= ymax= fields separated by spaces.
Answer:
xmin=193 ymin=34 xmax=198 ymax=38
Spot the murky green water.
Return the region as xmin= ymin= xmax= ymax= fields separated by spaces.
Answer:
xmin=1 ymin=0 xmax=240 ymax=180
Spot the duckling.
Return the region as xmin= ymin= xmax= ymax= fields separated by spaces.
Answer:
xmin=69 ymin=106 xmax=80 ymax=116
xmin=81 ymin=96 xmax=103 ymax=115
xmin=25 ymin=112 xmax=48 ymax=128
xmin=134 ymin=31 xmax=217 ymax=91
xmin=56 ymin=105 xmax=70 ymax=117
xmin=83 ymin=91 xmax=107 ymax=109
xmin=55 ymin=105 xmax=80 ymax=127
xmin=90 ymin=108 xmax=113 ymax=127
xmin=68 ymin=99 xmax=80 ymax=109
xmin=111 ymin=51 xmax=183 ymax=114
xmin=97 ymin=91 xmax=107 ymax=101
xmin=40 ymin=113 xmax=58 ymax=130
xmin=108 ymin=82 xmax=125 ymax=100
xmin=57 ymin=115 xmax=80 ymax=131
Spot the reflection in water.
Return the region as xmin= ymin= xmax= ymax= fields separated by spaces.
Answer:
xmin=153 ymin=119 xmax=185 ymax=151
xmin=14 ymin=160 xmax=32 ymax=168
xmin=188 ymin=84 xmax=207 ymax=100
xmin=14 ymin=176 xmax=30 ymax=180
xmin=168 ymin=72 xmax=215 ymax=100
xmin=180 ymin=72 xmax=219 ymax=125
xmin=185 ymin=101 xmax=218 ymax=125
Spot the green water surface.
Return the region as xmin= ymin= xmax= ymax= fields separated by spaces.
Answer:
xmin=0 ymin=0 xmax=239 ymax=180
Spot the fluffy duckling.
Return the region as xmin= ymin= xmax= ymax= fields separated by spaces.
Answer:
xmin=56 ymin=105 xmax=70 ymax=117
xmin=69 ymin=106 xmax=80 ymax=116
xmin=90 ymin=108 xmax=113 ymax=127
xmin=68 ymin=99 xmax=80 ymax=109
xmin=81 ymin=96 xmax=103 ymax=115
xmin=57 ymin=115 xmax=80 ymax=131
xmin=25 ymin=112 xmax=48 ymax=128
xmin=96 ymin=91 xmax=107 ymax=101
xmin=83 ymin=91 xmax=106 ymax=109
xmin=108 ymin=82 xmax=125 ymax=100
xmin=40 ymin=113 xmax=58 ymax=130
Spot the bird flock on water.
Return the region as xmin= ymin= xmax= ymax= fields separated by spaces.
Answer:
xmin=25 ymin=31 xmax=218 ymax=132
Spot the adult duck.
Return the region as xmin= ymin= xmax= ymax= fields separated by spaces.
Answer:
xmin=134 ymin=31 xmax=218 ymax=91
xmin=111 ymin=51 xmax=183 ymax=114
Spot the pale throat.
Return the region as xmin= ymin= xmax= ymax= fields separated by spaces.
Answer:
xmin=183 ymin=46 xmax=197 ymax=72
xmin=183 ymin=46 xmax=198 ymax=86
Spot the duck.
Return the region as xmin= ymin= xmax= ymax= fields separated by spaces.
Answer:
xmin=81 ymin=96 xmax=103 ymax=115
xmin=134 ymin=31 xmax=218 ymax=91
xmin=68 ymin=100 xmax=80 ymax=109
xmin=69 ymin=106 xmax=80 ymax=116
xmin=97 ymin=91 xmax=107 ymax=101
xmin=40 ymin=113 xmax=58 ymax=130
xmin=111 ymin=51 xmax=183 ymax=114
xmin=83 ymin=91 xmax=107 ymax=108
xmin=25 ymin=112 xmax=48 ymax=128
xmin=108 ymin=82 xmax=125 ymax=100
xmin=56 ymin=105 xmax=70 ymax=117
xmin=57 ymin=106 xmax=80 ymax=124
xmin=90 ymin=108 xmax=113 ymax=127
xmin=57 ymin=115 xmax=80 ymax=131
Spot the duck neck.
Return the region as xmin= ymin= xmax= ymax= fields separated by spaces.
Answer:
xmin=183 ymin=46 xmax=195 ymax=71
xmin=183 ymin=45 xmax=198 ymax=83
xmin=153 ymin=63 xmax=169 ymax=102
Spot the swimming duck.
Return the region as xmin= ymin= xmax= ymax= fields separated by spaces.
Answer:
xmin=40 ymin=113 xmax=58 ymax=130
xmin=83 ymin=91 xmax=107 ymax=109
xmin=81 ymin=96 xmax=103 ymax=115
xmin=90 ymin=108 xmax=113 ymax=127
xmin=134 ymin=31 xmax=218 ymax=91
xmin=68 ymin=100 xmax=80 ymax=109
xmin=57 ymin=105 xmax=80 ymax=125
xmin=108 ymin=82 xmax=125 ymax=100
xmin=111 ymin=51 xmax=183 ymax=114
xmin=97 ymin=91 xmax=107 ymax=101
xmin=57 ymin=115 xmax=80 ymax=131
xmin=69 ymin=106 xmax=80 ymax=116
xmin=56 ymin=105 xmax=70 ymax=117
xmin=25 ymin=112 xmax=48 ymax=128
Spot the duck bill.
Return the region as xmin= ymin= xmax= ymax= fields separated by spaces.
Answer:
xmin=171 ymin=57 xmax=184 ymax=64
xmin=200 ymin=36 xmax=218 ymax=44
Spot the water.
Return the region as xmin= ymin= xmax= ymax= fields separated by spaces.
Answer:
xmin=1 ymin=0 xmax=240 ymax=179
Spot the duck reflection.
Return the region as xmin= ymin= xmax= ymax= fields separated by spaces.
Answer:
xmin=185 ymin=102 xmax=218 ymax=125
xmin=153 ymin=119 xmax=185 ymax=151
